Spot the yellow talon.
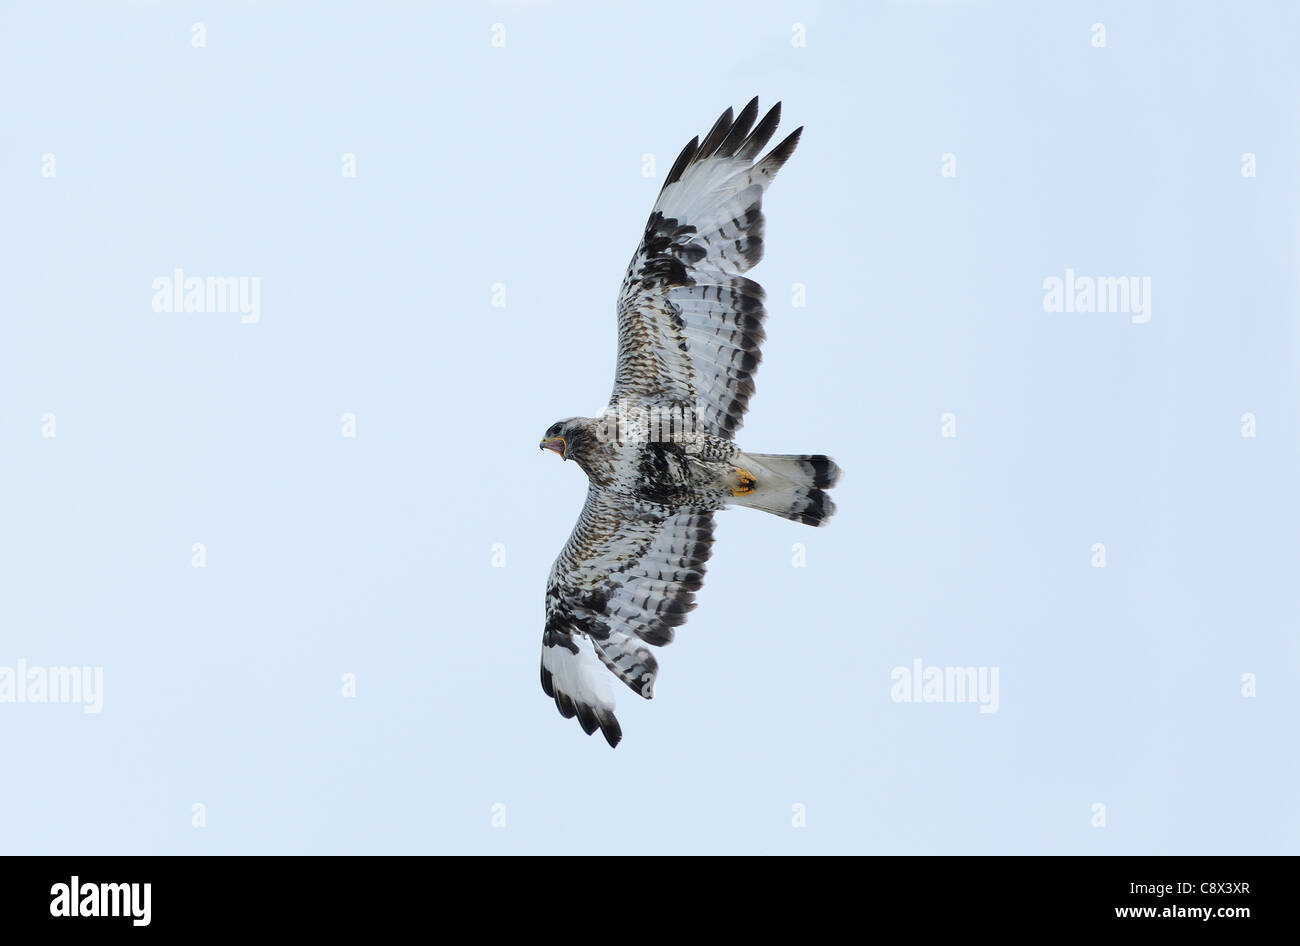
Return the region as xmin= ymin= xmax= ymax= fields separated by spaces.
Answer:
xmin=731 ymin=467 xmax=756 ymax=497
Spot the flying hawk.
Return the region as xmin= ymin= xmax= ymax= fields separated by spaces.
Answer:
xmin=539 ymin=98 xmax=840 ymax=747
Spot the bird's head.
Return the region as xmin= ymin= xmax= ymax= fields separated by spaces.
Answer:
xmin=540 ymin=415 xmax=618 ymax=485
xmin=539 ymin=419 xmax=578 ymax=460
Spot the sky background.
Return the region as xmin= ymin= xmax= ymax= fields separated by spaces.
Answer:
xmin=1 ymin=0 xmax=1297 ymax=854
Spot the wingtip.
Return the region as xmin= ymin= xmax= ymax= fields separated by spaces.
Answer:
xmin=660 ymin=134 xmax=701 ymax=193
xmin=765 ymin=126 xmax=803 ymax=169
xmin=698 ymin=106 xmax=737 ymax=159
xmin=601 ymin=716 xmax=623 ymax=748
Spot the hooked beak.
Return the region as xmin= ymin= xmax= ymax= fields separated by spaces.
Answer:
xmin=540 ymin=436 xmax=566 ymax=458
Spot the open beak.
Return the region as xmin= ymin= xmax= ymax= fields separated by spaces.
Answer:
xmin=540 ymin=436 xmax=566 ymax=458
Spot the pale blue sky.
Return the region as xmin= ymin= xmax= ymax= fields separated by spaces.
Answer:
xmin=1 ymin=0 xmax=1296 ymax=854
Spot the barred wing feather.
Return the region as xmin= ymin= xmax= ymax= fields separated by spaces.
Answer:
xmin=541 ymin=487 xmax=715 ymax=747
xmin=612 ymin=97 xmax=802 ymax=439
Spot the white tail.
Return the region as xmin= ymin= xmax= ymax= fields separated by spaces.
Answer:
xmin=729 ymin=452 xmax=841 ymax=526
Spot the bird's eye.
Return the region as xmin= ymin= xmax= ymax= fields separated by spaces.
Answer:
xmin=547 ymin=423 xmax=562 ymax=436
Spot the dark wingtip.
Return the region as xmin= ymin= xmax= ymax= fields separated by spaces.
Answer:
xmin=718 ymin=97 xmax=760 ymax=157
xmin=600 ymin=714 xmax=623 ymax=748
xmin=660 ymin=100 xmax=798 ymax=195
xmin=575 ymin=702 xmax=600 ymax=736
xmin=773 ymin=126 xmax=802 ymax=160
xmin=697 ymin=106 xmax=735 ymax=160
xmin=737 ymin=101 xmax=782 ymax=160
xmin=554 ymin=690 xmax=577 ymax=719
xmin=660 ymin=135 xmax=699 ymax=194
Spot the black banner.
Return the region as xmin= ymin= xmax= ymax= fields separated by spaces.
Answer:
xmin=0 ymin=855 xmax=1270 ymax=932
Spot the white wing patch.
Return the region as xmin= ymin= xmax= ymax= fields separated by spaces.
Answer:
xmin=540 ymin=634 xmax=619 ymax=745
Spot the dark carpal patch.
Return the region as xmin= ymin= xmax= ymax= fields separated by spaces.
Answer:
xmin=634 ymin=212 xmax=698 ymax=290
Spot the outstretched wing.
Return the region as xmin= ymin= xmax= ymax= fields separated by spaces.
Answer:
xmin=541 ymin=487 xmax=715 ymax=747
xmin=612 ymin=97 xmax=801 ymax=439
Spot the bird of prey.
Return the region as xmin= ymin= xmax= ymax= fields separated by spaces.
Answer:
xmin=538 ymin=98 xmax=840 ymax=747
